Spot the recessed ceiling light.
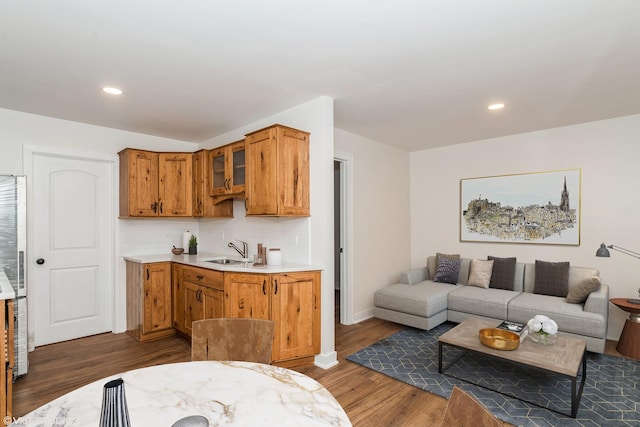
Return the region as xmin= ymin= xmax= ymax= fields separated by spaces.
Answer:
xmin=488 ymin=103 xmax=505 ymax=110
xmin=102 ymin=87 xmax=123 ymax=95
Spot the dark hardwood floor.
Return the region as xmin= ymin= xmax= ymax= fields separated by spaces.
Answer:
xmin=12 ymin=309 xmax=623 ymax=426
xmin=13 ymin=317 xmax=452 ymax=426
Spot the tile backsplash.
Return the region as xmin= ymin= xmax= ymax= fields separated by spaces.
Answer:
xmin=118 ymin=201 xmax=310 ymax=264
xmin=199 ymin=201 xmax=310 ymax=264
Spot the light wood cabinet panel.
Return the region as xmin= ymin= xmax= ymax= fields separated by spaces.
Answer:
xmin=172 ymin=263 xmax=185 ymax=334
xmin=203 ymin=286 xmax=224 ymax=320
xmin=158 ymin=153 xmax=193 ymax=216
xmin=126 ymin=261 xmax=175 ymax=342
xmin=224 ymin=270 xmax=320 ymax=364
xmin=119 ymin=149 xmax=193 ymax=217
xmin=192 ymin=150 xmax=233 ymax=218
xmin=210 ymin=140 xmax=246 ymax=196
xmin=271 ymin=271 xmax=321 ymax=362
xmin=245 ymin=125 xmax=310 ymax=216
xmin=119 ymin=149 xmax=159 ymax=217
xmin=143 ymin=262 xmax=173 ymax=334
xmin=224 ymin=273 xmax=270 ymax=320
xmin=183 ymin=281 xmax=204 ymax=336
xmin=177 ymin=265 xmax=225 ymax=336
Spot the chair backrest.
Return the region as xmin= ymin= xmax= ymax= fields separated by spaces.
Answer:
xmin=440 ymin=387 xmax=503 ymax=427
xmin=191 ymin=318 xmax=275 ymax=364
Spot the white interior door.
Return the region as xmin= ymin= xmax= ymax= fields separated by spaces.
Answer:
xmin=33 ymin=154 xmax=113 ymax=346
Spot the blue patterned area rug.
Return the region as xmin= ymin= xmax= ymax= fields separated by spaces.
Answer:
xmin=347 ymin=322 xmax=639 ymax=427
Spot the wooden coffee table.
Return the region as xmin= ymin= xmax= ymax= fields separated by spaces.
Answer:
xmin=438 ymin=317 xmax=587 ymax=418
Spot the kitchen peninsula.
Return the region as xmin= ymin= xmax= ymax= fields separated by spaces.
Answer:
xmin=124 ymin=253 xmax=322 ymax=367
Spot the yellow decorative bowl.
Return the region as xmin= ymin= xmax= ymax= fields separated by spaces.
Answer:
xmin=479 ymin=328 xmax=520 ymax=351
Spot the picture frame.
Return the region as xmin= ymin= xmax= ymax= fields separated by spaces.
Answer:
xmin=460 ymin=169 xmax=581 ymax=245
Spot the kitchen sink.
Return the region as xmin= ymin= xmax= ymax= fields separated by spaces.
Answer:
xmin=206 ymin=258 xmax=245 ymax=265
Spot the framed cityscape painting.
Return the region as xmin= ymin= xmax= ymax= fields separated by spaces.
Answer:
xmin=460 ymin=169 xmax=581 ymax=245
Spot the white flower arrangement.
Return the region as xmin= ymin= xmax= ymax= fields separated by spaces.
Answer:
xmin=527 ymin=315 xmax=558 ymax=336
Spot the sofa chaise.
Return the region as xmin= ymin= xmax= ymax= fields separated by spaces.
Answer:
xmin=374 ymin=255 xmax=609 ymax=353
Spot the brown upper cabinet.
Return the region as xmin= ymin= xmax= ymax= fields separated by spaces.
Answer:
xmin=209 ymin=140 xmax=245 ymax=197
xmin=193 ymin=150 xmax=233 ymax=218
xmin=119 ymin=148 xmax=193 ymax=217
xmin=245 ymin=125 xmax=310 ymax=216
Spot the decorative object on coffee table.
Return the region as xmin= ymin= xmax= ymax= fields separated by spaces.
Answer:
xmin=527 ymin=315 xmax=558 ymax=345
xmin=479 ymin=328 xmax=520 ymax=351
xmin=596 ymin=243 xmax=640 ymax=303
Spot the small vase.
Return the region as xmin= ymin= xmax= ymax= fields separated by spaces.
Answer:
xmin=99 ymin=378 xmax=131 ymax=427
xmin=528 ymin=329 xmax=557 ymax=345
xmin=189 ymin=246 xmax=197 ymax=255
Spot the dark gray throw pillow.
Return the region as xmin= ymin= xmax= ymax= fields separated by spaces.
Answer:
xmin=433 ymin=257 xmax=461 ymax=284
xmin=487 ymin=256 xmax=516 ymax=290
xmin=534 ymin=260 xmax=570 ymax=297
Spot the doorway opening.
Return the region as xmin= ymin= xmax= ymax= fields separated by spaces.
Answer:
xmin=334 ymin=154 xmax=353 ymax=325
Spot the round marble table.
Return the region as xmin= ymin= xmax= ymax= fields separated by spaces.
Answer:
xmin=11 ymin=361 xmax=352 ymax=426
xmin=611 ymin=298 xmax=640 ymax=360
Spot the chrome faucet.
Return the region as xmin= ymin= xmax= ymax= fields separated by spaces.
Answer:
xmin=228 ymin=240 xmax=249 ymax=259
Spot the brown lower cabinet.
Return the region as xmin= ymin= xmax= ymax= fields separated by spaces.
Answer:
xmin=125 ymin=261 xmax=175 ymax=342
xmin=128 ymin=262 xmax=321 ymax=366
xmin=173 ymin=264 xmax=224 ymax=336
xmin=173 ymin=265 xmax=320 ymax=365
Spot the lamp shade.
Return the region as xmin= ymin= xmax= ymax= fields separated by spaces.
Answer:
xmin=596 ymin=243 xmax=610 ymax=257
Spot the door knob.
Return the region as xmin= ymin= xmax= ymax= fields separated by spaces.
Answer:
xmin=36 ymin=258 xmax=45 ymax=265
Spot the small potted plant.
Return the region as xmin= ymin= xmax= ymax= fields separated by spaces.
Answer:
xmin=188 ymin=234 xmax=198 ymax=255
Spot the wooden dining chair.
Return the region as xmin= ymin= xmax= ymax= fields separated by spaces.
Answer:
xmin=440 ymin=386 xmax=504 ymax=427
xmin=191 ymin=318 xmax=275 ymax=364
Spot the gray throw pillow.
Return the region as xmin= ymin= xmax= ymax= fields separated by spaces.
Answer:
xmin=488 ymin=256 xmax=516 ymax=290
xmin=566 ymin=276 xmax=601 ymax=303
xmin=534 ymin=260 xmax=570 ymax=297
xmin=468 ymin=259 xmax=494 ymax=288
xmin=433 ymin=257 xmax=461 ymax=284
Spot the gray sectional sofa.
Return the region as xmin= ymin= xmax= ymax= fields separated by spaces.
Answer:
xmin=374 ymin=255 xmax=609 ymax=353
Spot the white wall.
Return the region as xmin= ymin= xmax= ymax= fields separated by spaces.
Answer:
xmin=197 ymin=97 xmax=338 ymax=367
xmin=334 ymin=128 xmax=411 ymax=322
xmin=0 ymin=98 xmax=338 ymax=367
xmin=410 ymin=114 xmax=640 ymax=339
xmin=0 ymin=108 xmax=200 ymax=336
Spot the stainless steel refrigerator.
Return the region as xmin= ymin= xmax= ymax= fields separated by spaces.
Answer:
xmin=0 ymin=175 xmax=28 ymax=377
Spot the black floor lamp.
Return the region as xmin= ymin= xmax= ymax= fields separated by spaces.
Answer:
xmin=596 ymin=243 xmax=640 ymax=304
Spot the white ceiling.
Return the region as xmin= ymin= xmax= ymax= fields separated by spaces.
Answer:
xmin=1 ymin=1 xmax=639 ymax=151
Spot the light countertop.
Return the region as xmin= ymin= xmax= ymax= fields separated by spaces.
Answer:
xmin=123 ymin=252 xmax=323 ymax=274
xmin=0 ymin=271 xmax=16 ymax=300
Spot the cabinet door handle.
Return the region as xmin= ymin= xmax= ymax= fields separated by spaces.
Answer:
xmin=262 ymin=280 xmax=267 ymax=295
xmin=159 ymin=202 xmax=163 ymax=214
xmin=146 ymin=268 xmax=149 ymax=280
xmin=196 ymin=275 xmax=204 ymax=280
xmin=225 ymin=178 xmax=230 ymax=191
xmin=151 ymin=202 xmax=157 ymax=213
xmin=274 ymin=279 xmax=278 ymax=295
xmin=196 ymin=288 xmax=202 ymax=302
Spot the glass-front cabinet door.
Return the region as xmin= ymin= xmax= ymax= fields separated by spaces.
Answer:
xmin=232 ymin=144 xmax=245 ymax=190
xmin=211 ymin=150 xmax=227 ymax=195
xmin=209 ymin=140 xmax=245 ymax=196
